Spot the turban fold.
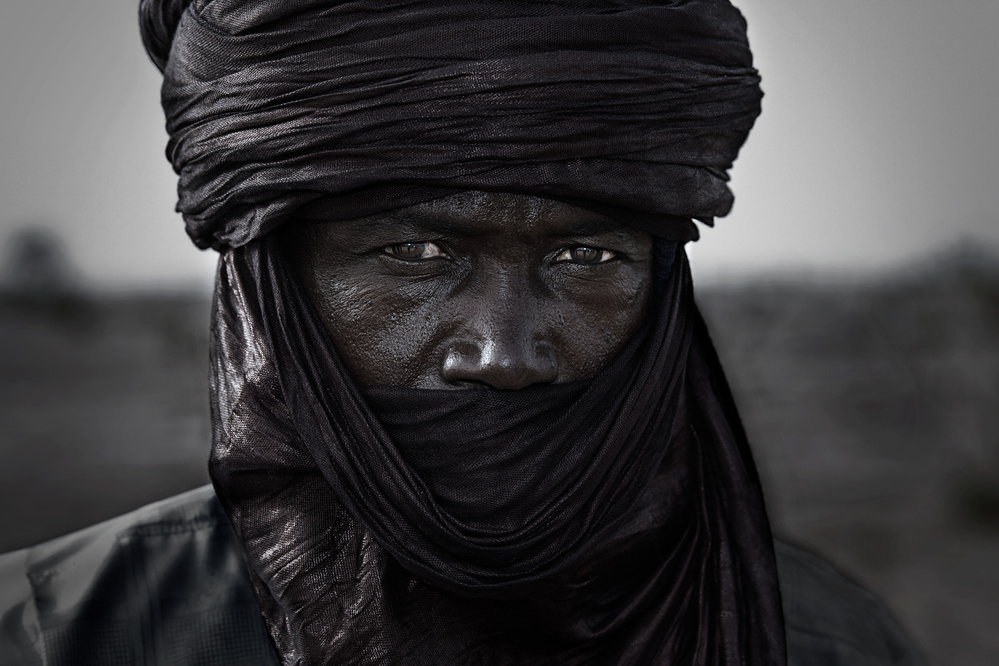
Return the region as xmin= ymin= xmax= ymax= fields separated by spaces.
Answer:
xmin=140 ymin=0 xmax=762 ymax=250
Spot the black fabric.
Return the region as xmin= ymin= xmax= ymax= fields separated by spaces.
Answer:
xmin=207 ymin=240 xmax=786 ymax=664
xmin=0 ymin=485 xmax=926 ymax=665
xmin=139 ymin=0 xmax=762 ymax=250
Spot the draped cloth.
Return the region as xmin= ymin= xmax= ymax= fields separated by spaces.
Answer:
xmin=140 ymin=1 xmax=784 ymax=662
xmin=140 ymin=0 xmax=763 ymax=249
xmin=207 ymin=239 xmax=786 ymax=664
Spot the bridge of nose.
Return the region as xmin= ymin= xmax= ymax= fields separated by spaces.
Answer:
xmin=440 ymin=268 xmax=559 ymax=389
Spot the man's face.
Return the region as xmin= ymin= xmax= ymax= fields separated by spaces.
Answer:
xmin=289 ymin=191 xmax=653 ymax=389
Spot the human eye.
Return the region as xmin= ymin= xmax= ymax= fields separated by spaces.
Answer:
xmin=554 ymin=246 xmax=616 ymax=265
xmin=383 ymin=241 xmax=447 ymax=261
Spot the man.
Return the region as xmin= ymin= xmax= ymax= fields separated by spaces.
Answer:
xmin=0 ymin=1 xmax=924 ymax=664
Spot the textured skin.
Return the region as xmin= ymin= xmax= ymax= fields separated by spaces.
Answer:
xmin=286 ymin=191 xmax=655 ymax=389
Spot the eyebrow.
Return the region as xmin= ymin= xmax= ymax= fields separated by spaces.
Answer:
xmin=371 ymin=210 xmax=627 ymax=239
xmin=370 ymin=211 xmax=478 ymax=237
xmin=549 ymin=218 xmax=629 ymax=238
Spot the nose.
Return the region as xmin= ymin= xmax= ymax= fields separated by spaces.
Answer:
xmin=441 ymin=336 xmax=558 ymax=389
xmin=439 ymin=269 xmax=558 ymax=389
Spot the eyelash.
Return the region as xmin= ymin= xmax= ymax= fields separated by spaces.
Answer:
xmin=381 ymin=242 xmax=617 ymax=265
xmin=554 ymin=247 xmax=616 ymax=264
xmin=382 ymin=241 xmax=447 ymax=261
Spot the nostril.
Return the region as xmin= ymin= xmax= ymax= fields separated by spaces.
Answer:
xmin=441 ymin=340 xmax=558 ymax=389
xmin=442 ymin=341 xmax=480 ymax=375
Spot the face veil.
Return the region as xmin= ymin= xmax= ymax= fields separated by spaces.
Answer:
xmin=206 ymin=238 xmax=784 ymax=663
xmin=141 ymin=1 xmax=784 ymax=663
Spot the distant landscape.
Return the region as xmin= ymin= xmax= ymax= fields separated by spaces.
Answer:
xmin=1 ymin=243 xmax=996 ymax=665
xmin=699 ymin=249 xmax=999 ymax=666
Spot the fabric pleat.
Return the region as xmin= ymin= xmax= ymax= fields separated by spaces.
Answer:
xmin=140 ymin=0 xmax=762 ymax=249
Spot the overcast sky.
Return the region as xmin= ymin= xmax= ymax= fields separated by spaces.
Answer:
xmin=1 ymin=0 xmax=997 ymax=290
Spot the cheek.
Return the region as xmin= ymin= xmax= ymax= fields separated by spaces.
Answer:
xmin=549 ymin=272 xmax=650 ymax=380
xmin=306 ymin=272 xmax=448 ymax=386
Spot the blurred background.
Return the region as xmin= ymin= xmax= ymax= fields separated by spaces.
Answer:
xmin=1 ymin=0 xmax=997 ymax=663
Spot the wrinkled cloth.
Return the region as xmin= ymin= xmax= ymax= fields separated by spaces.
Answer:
xmin=139 ymin=0 xmax=762 ymax=249
xmin=0 ymin=486 xmax=927 ymax=666
xmin=207 ymin=241 xmax=786 ymax=664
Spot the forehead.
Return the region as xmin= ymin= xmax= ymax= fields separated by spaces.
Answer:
xmin=367 ymin=191 xmax=629 ymax=239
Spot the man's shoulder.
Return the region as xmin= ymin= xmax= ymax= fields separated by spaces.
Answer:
xmin=0 ymin=486 xmax=277 ymax=666
xmin=775 ymin=539 xmax=926 ymax=666
xmin=1 ymin=489 xmax=926 ymax=666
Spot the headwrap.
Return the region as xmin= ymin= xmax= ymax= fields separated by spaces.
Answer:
xmin=140 ymin=0 xmax=762 ymax=250
xmin=141 ymin=1 xmax=784 ymax=663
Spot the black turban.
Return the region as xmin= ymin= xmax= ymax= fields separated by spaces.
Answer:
xmin=140 ymin=0 xmax=762 ymax=250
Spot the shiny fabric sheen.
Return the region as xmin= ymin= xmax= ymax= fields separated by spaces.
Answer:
xmin=139 ymin=0 xmax=762 ymax=249
xmin=0 ymin=486 xmax=926 ymax=666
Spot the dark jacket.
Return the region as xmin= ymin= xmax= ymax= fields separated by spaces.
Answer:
xmin=0 ymin=486 xmax=924 ymax=665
